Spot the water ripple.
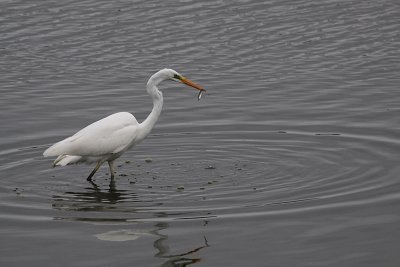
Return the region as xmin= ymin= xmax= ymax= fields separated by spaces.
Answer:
xmin=1 ymin=125 xmax=399 ymax=223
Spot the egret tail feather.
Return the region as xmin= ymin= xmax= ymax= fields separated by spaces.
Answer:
xmin=53 ymin=155 xmax=82 ymax=167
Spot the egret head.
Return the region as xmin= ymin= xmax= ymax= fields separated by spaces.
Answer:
xmin=153 ymin=68 xmax=204 ymax=91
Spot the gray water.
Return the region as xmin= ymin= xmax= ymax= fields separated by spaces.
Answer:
xmin=1 ymin=0 xmax=400 ymax=266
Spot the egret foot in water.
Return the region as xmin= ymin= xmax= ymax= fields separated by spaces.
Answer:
xmin=86 ymin=161 xmax=104 ymax=182
xmin=86 ymin=160 xmax=116 ymax=182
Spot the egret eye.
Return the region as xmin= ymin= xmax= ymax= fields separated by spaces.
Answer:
xmin=173 ymin=74 xmax=181 ymax=80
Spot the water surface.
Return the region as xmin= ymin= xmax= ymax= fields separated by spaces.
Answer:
xmin=1 ymin=0 xmax=400 ymax=266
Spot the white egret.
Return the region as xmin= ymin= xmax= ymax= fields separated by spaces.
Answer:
xmin=43 ymin=68 xmax=205 ymax=181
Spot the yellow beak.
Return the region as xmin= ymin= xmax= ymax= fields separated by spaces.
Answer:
xmin=181 ymin=77 xmax=205 ymax=91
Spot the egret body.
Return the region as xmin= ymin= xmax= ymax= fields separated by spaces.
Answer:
xmin=43 ymin=69 xmax=204 ymax=181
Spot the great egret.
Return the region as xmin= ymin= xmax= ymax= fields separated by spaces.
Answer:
xmin=43 ymin=68 xmax=205 ymax=181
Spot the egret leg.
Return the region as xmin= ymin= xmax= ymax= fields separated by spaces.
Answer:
xmin=108 ymin=160 xmax=115 ymax=180
xmin=109 ymin=179 xmax=116 ymax=193
xmin=87 ymin=161 xmax=103 ymax=181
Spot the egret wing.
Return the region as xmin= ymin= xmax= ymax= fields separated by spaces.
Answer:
xmin=44 ymin=112 xmax=140 ymax=157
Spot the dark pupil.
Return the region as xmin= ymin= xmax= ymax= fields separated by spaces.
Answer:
xmin=173 ymin=74 xmax=180 ymax=80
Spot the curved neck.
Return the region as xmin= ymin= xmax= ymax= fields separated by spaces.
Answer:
xmin=138 ymin=79 xmax=164 ymax=140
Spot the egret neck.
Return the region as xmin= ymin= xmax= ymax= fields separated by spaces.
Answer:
xmin=138 ymin=73 xmax=164 ymax=141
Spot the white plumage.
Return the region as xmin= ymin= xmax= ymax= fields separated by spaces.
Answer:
xmin=43 ymin=69 xmax=204 ymax=181
xmin=44 ymin=112 xmax=139 ymax=164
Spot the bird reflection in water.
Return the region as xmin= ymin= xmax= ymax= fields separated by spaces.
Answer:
xmin=152 ymin=222 xmax=210 ymax=267
xmin=52 ymin=182 xmax=211 ymax=267
xmin=52 ymin=179 xmax=139 ymax=214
